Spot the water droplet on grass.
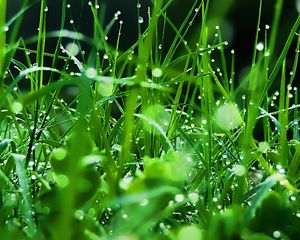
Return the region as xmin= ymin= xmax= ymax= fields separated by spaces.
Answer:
xmin=56 ymin=174 xmax=69 ymax=188
xmin=188 ymin=192 xmax=199 ymax=204
xmin=52 ymin=148 xmax=67 ymax=160
xmin=273 ymin=231 xmax=281 ymax=239
xmin=256 ymin=42 xmax=264 ymax=51
xmin=214 ymin=103 xmax=243 ymax=131
xmin=175 ymin=194 xmax=185 ymax=203
xmin=138 ymin=16 xmax=144 ymax=23
xmin=137 ymin=3 xmax=141 ymax=8
xmin=85 ymin=67 xmax=97 ymax=78
xmin=97 ymin=80 xmax=114 ymax=97
xmin=65 ymin=42 xmax=80 ymax=56
xmin=11 ymin=102 xmax=23 ymax=114
xmin=258 ymin=141 xmax=270 ymax=153
xmin=152 ymin=67 xmax=162 ymax=77
xmin=74 ymin=210 xmax=84 ymax=220
xmin=233 ymin=165 xmax=246 ymax=176
xmin=177 ymin=226 xmax=202 ymax=240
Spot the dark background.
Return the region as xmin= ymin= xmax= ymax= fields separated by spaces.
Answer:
xmin=6 ymin=0 xmax=299 ymax=83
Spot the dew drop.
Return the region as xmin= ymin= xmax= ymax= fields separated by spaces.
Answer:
xmin=256 ymin=42 xmax=264 ymax=51
xmin=273 ymin=231 xmax=281 ymax=239
xmin=65 ymin=42 xmax=80 ymax=56
xmin=233 ymin=165 xmax=246 ymax=176
xmin=11 ymin=102 xmax=23 ymax=114
xmin=52 ymin=148 xmax=67 ymax=160
xmin=175 ymin=194 xmax=185 ymax=203
xmin=137 ymin=3 xmax=141 ymax=8
xmin=152 ymin=67 xmax=162 ymax=77
xmin=85 ymin=67 xmax=97 ymax=78
xmin=188 ymin=192 xmax=199 ymax=204
xmin=138 ymin=16 xmax=144 ymax=24
xmin=103 ymin=53 xmax=109 ymax=59
xmin=56 ymin=174 xmax=69 ymax=188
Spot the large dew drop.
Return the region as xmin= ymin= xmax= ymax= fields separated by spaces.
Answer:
xmin=214 ymin=103 xmax=243 ymax=131
xmin=65 ymin=42 xmax=80 ymax=56
xmin=152 ymin=67 xmax=162 ymax=77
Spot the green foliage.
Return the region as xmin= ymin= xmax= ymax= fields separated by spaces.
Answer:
xmin=0 ymin=0 xmax=300 ymax=239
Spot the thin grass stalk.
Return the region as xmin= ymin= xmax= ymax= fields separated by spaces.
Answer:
xmin=118 ymin=0 xmax=163 ymax=179
xmin=0 ymin=0 xmax=6 ymax=88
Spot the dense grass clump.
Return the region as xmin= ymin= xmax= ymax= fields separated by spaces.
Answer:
xmin=0 ymin=0 xmax=300 ymax=239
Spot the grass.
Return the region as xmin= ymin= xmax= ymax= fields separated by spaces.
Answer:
xmin=0 ymin=0 xmax=300 ymax=239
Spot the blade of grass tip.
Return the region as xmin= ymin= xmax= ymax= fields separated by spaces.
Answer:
xmin=91 ymin=5 xmax=113 ymax=65
xmin=230 ymin=49 xmax=235 ymax=97
xmin=119 ymin=0 xmax=163 ymax=178
xmin=268 ymin=0 xmax=283 ymax=59
xmin=216 ymin=27 xmax=229 ymax=94
xmin=293 ymin=89 xmax=299 ymax=140
xmin=7 ymin=0 xmax=31 ymax=45
xmin=13 ymin=154 xmax=36 ymax=238
xmin=0 ymin=0 xmax=6 ymax=87
xmin=289 ymin=31 xmax=300 ymax=86
xmin=135 ymin=113 xmax=174 ymax=150
xmin=198 ymin=0 xmax=215 ymax=209
xmin=25 ymin=0 xmax=47 ymax=167
xmin=259 ymin=14 xmax=300 ymax=106
xmin=161 ymin=0 xmax=198 ymax=67
xmin=36 ymin=0 xmax=46 ymax=89
xmin=48 ymin=0 xmax=66 ymax=84
xmin=278 ymin=59 xmax=289 ymax=167
xmin=251 ymin=0 xmax=262 ymax=67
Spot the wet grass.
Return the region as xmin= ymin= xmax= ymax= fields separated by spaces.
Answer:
xmin=0 ymin=0 xmax=300 ymax=239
